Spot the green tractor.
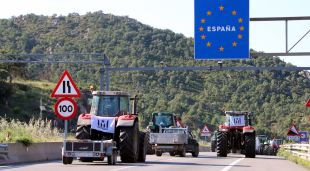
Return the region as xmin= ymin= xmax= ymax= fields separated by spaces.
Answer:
xmin=146 ymin=112 xmax=199 ymax=157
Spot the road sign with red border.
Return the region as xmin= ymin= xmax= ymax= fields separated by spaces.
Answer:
xmin=51 ymin=70 xmax=81 ymax=98
xmin=54 ymin=97 xmax=77 ymax=120
xmin=200 ymin=124 xmax=211 ymax=136
xmin=305 ymin=99 xmax=310 ymax=107
xmin=287 ymin=124 xmax=301 ymax=136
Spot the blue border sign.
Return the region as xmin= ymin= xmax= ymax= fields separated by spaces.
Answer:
xmin=194 ymin=0 xmax=249 ymax=59
xmin=299 ymin=131 xmax=309 ymax=143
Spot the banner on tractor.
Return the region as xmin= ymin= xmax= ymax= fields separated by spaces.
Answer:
xmin=91 ymin=115 xmax=115 ymax=133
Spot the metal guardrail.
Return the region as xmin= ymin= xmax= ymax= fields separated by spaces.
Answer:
xmin=282 ymin=144 xmax=310 ymax=161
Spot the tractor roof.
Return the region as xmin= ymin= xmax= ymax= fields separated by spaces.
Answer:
xmin=152 ymin=112 xmax=175 ymax=116
xmin=92 ymin=91 xmax=130 ymax=96
xmin=225 ymin=111 xmax=252 ymax=115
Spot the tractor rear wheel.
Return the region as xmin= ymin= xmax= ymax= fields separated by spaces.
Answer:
xmin=119 ymin=122 xmax=139 ymax=163
xmin=75 ymin=125 xmax=91 ymax=139
xmin=138 ymin=132 xmax=147 ymax=162
xmin=244 ymin=134 xmax=256 ymax=158
xmin=217 ymin=131 xmax=228 ymax=157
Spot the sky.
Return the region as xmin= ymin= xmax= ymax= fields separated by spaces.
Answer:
xmin=0 ymin=0 xmax=309 ymax=67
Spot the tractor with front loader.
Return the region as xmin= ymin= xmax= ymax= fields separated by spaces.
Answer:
xmin=216 ymin=111 xmax=255 ymax=158
xmin=62 ymin=91 xmax=147 ymax=164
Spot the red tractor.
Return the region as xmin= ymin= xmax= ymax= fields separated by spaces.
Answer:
xmin=216 ymin=111 xmax=255 ymax=158
xmin=75 ymin=91 xmax=146 ymax=163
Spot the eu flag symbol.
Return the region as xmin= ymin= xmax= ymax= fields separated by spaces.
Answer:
xmin=194 ymin=0 xmax=249 ymax=60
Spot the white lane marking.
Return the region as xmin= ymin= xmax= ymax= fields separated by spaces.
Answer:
xmin=110 ymin=166 xmax=137 ymax=171
xmin=110 ymin=156 xmax=177 ymax=171
xmin=221 ymin=158 xmax=244 ymax=171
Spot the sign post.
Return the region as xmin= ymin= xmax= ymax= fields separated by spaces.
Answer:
xmin=194 ymin=0 xmax=249 ymax=59
xmin=51 ymin=70 xmax=81 ymax=152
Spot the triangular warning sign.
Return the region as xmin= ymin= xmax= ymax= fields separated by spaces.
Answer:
xmin=201 ymin=125 xmax=211 ymax=134
xmin=305 ymin=99 xmax=310 ymax=107
xmin=287 ymin=124 xmax=300 ymax=136
xmin=51 ymin=70 xmax=81 ymax=98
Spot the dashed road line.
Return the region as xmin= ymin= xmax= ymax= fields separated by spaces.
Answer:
xmin=110 ymin=156 xmax=176 ymax=171
xmin=110 ymin=166 xmax=137 ymax=171
xmin=221 ymin=158 xmax=244 ymax=171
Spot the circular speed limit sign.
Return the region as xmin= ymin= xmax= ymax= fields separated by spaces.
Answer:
xmin=54 ymin=97 xmax=77 ymax=120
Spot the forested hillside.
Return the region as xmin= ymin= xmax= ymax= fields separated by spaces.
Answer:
xmin=0 ymin=11 xmax=309 ymax=137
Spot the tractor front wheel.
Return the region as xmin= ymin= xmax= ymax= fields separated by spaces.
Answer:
xmin=211 ymin=140 xmax=216 ymax=152
xmin=75 ymin=125 xmax=91 ymax=140
xmin=146 ymin=132 xmax=155 ymax=154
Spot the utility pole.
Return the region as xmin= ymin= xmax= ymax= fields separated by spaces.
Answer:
xmin=39 ymin=97 xmax=46 ymax=118
xmin=99 ymin=68 xmax=104 ymax=91
xmin=103 ymin=54 xmax=110 ymax=91
xmin=99 ymin=54 xmax=110 ymax=91
xmin=40 ymin=97 xmax=42 ymax=118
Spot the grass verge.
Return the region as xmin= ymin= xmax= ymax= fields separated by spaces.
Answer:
xmin=0 ymin=117 xmax=63 ymax=145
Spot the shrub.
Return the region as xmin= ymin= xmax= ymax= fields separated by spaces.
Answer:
xmin=0 ymin=117 xmax=62 ymax=143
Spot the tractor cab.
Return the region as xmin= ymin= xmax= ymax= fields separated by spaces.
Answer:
xmin=256 ymin=135 xmax=268 ymax=144
xmin=148 ymin=112 xmax=177 ymax=133
xmin=224 ymin=111 xmax=253 ymax=127
xmin=89 ymin=91 xmax=137 ymax=117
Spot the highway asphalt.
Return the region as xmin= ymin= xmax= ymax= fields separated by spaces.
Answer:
xmin=0 ymin=152 xmax=308 ymax=171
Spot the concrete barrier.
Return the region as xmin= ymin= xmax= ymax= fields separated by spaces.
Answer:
xmin=0 ymin=142 xmax=210 ymax=165
xmin=0 ymin=142 xmax=62 ymax=165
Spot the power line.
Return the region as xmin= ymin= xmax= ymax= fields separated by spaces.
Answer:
xmin=0 ymin=53 xmax=309 ymax=71
xmin=110 ymin=66 xmax=310 ymax=72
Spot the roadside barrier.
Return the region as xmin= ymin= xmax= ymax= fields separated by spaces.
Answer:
xmin=0 ymin=142 xmax=209 ymax=165
xmin=282 ymin=143 xmax=310 ymax=161
xmin=0 ymin=142 xmax=62 ymax=164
